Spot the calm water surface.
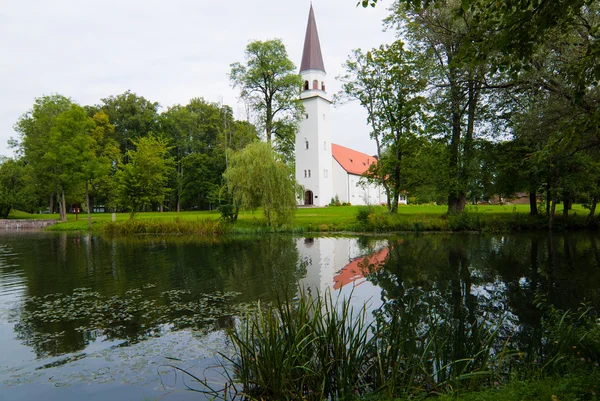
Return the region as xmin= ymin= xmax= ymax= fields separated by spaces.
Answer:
xmin=1 ymin=231 xmax=599 ymax=400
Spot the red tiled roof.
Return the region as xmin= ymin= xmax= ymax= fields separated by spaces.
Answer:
xmin=333 ymin=247 xmax=389 ymax=290
xmin=331 ymin=143 xmax=377 ymax=176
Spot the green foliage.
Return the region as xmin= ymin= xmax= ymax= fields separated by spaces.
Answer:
xmin=102 ymin=217 xmax=228 ymax=235
xmin=0 ymin=158 xmax=38 ymax=217
xmin=225 ymin=291 xmax=600 ymax=400
xmin=448 ymin=207 xmax=482 ymax=231
xmin=99 ymin=90 xmax=159 ymax=156
xmin=229 ymin=39 xmax=303 ymax=158
xmin=223 ymin=142 xmax=300 ymax=227
xmin=339 ymin=41 xmax=429 ymax=213
xmin=218 ymin=204 xmax=236 ymax=222
xmin=116 ymin=135 xmax=175 ymax=218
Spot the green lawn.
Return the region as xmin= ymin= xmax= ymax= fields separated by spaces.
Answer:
xmin=7 ymin=203 xmax=595 ymax=233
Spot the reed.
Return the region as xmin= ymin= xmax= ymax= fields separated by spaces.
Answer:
xmin=102 ymin=217 xmax=229 ymax=235
xmin=222 ymin=291 xmax=600 ymax=400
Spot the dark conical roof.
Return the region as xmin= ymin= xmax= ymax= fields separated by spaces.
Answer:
xmin=300 ymin=5 xmax=326 ymax=73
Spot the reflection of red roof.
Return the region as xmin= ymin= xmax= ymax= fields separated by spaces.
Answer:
xmin=332 ymin=143 xmax=377 ymax=176
xmin=333 ymin=247 xmax=389 ymax=290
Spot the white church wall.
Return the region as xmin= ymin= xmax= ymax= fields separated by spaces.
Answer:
xmin=332 ymin=158 xmax=349 ymax=203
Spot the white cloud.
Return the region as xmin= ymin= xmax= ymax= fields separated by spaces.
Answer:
xmin=0 ymin=0 xmax=395 ymax=156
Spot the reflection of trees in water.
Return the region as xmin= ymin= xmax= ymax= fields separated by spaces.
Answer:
xmin=368 ymin=232 xmax=600 ymax=371
xmin=9 ymin=234 xmax=304 ymax=358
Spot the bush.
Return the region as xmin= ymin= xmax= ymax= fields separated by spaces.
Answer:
xmin=219 ymin=204 xmax=236 ymax=222
xmin=448 ymin=207 xmax=482 ymax=231
xmin=356 ymin=206 xmax=373 ymax=226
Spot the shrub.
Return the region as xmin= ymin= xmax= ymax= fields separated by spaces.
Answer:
xmin=356 ymin=206 xmax=373 ymax=226
xmin=219 ymin=204 xmax=236 ymax=222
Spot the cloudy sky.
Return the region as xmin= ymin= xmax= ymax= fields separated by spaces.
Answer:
xmin=0 ymin=0 xmax=395 ymax=157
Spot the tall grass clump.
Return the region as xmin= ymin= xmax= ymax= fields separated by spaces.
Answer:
xmin=222 ymin=290 xmax=600 ymax=400
xmin=224 ymin=291 xmax=512 ymax=400
xmin=103 ymin=217 xmax=229 ymax=235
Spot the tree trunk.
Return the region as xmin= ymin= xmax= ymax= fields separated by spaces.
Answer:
xmin=129 ymin=211 xmax=135 ymax=220
xmin=446 ymin=67 xmax=464 ymax=215
xmin=562 ymin=194 xmax=570 ymax=220
xmin=61 ymin=188 xmax=67 ymax=222
xmin=529 ymin=191 xmax=538 ymax=216
xmin=546 ymin=183 xmax=551 ymax=217
xmin=56 ymin=188 xmax=63 ymax=221
xmin=549 ymin=192 xmax=557 ymax=229
xmin=49 ymin=194 xmax=54 ymax=215
xmin=86 ymin=182 xmax=92 ymax=230
xmin=587 ymin=195 xmax=598 ymax=225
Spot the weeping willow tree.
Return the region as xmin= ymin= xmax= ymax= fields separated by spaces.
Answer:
xmin=223 ymin=142 xmax=301 ymax=227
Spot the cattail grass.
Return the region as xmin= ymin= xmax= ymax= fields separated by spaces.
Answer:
xmin=223 ymin=290 xmax=517 ymax=400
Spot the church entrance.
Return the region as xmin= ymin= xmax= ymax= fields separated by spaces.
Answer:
xmin=304 ymin=190 xmax=314 ymax=206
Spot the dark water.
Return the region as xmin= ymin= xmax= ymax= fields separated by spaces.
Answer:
xmin=0 ymin=231 xmax=599 ymax=400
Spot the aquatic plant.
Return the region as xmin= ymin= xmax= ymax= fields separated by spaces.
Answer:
xmin=102 ymin=217 xmax=229 ymax=235
xmin=218 ymin=290 xmax=600 ymax=400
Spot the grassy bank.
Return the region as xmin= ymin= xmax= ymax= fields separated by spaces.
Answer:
xmin=366 ymin=373 xmax=600 ymax=400
xmin=8 ymin=204 xmax=598 ymax=233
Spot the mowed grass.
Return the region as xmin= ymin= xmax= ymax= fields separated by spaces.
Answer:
xmin=7 ymin=203 xmax=595 ymax=233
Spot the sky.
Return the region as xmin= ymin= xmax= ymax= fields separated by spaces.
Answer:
xmin=0 ymin=0 xmax=396 ymax=157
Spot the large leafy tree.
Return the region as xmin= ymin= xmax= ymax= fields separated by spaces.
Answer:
xmin=99 ymin=90 xmax=160 ymax=157
xmin=229 ymin=39 xmax=303 ymax=156
xmin=13 ymin=94 xmax=72 ymax=214
xmin=15 ymin=97 xmax=95 ymax=221
xmin=339 ymin=41 xmax=428 ymax=211
xmin=223 ymin=142 xmax=300 ymax=227
xmin=160 ymin=98 xmax=258 ymax=212
xmin=82 ymin=111 xmax=120 ymax=228
xmin=386 ymin=0 xmax=492 ymax=214
xmin=0 ymin=158 xmax=37 ymax=218
xmin=116 ymin=135 xmax=175 ymax=219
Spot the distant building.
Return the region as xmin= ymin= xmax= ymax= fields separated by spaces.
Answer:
xmin=295 ymin=5 xmax=405 ymax=207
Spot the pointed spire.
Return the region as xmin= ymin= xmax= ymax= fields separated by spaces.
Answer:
xmin=300 ymin=4 xmax=326 ymax=73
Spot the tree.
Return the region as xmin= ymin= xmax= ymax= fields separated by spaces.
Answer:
xmin=13 ymin=94 xmax=73 ymax=214
xmin=386 ymin=0 xmax=492 ymax=214
xmin=159 ymin=98 xmax=258 ymax=212
xmin=223 ymin=142 xmax=301 ymax=227
xmin=0 ymin=158 xmax=37 ymax=218
xmin=15 ymin=98 xmax=96 ymax=222
xmin=99 ymin=90 xmax=160 ymax=157
xmin=339 ymin=41 xmax=428 ymax=212
xmin=116 ymin=135 xmax=175 ymax=219
xmin=82 ymin=111 xmax=119 ymax=229
xmin=229 ymin=39 xmax=303 ymax=154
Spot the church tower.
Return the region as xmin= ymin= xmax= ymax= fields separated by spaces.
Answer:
xmin=296 ymin=4 xmax=334 ymax=206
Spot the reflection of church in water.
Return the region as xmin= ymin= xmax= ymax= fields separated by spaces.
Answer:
xmin=296 ymin=237 xmax=388 ymax=296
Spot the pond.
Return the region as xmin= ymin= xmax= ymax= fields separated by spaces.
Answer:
xmin=1 ymin=231 xmax=599 ymax=400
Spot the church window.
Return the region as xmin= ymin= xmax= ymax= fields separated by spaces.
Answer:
xmin=305 ymin=139 xmax=309 ymax=150
xmin=312 ymin=80 xmax=319 ymax=90
xmin=323 ymin=114 xmax=325 ymax=120
xmin=308 ymin=170 xmax=311 ymax=178
xmin=306 ymin=113 xmax=309 ymax=119
xmin=303 ymin=81 xmax=309 ymax=91
xmin=323 ymin=141 xmax=326 ymax=150
xmin=324 ymin=169 xmax=328 ymax=178
xmin=304 ymin=170 xmax=307 ymax=178
xmin=321 ymin=81 xmax=326 ymax=91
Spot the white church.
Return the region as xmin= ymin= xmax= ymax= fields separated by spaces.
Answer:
xmin=294 ymin=6 xmax=405 ymax=207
